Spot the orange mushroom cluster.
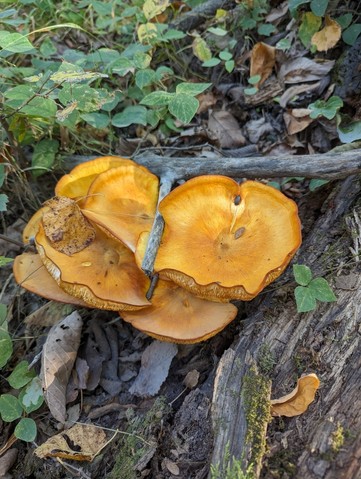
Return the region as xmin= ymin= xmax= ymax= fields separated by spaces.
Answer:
xmin=14 ymin=157 xmax=302 ymax=343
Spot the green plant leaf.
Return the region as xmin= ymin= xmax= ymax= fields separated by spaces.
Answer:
xmin=308 ymin=96 xmax=343 ymax=120
xmin=0 ymin=194 xmax=9 ymax=212
xmin=336 ymin=13 xmax=353 ymax=29
xmin=244 ymin=87 xmax=258 ymax=96
xmin=14 ymin=417 xmax=37 ymax=442
xmin=248 ymin=75 xmax=261 ymax=85
xmin=289 ymin=0 xmax=310 ymax=16
xmin=0 ymin=31 xmax=34 ymax=53
xmin=192 ymin=37 xmax=212 ymax=62
xmin=111 ymin=105 xmax=148 ymax=127
xmin=0 ymin=330 xmax=12 ymax=368
xmin=342 ymin=24 xmax=361 ymax=46
xmin=176 ymin=82 xmax=212 ymax=96
xmin=207 ymin=27 xmax=228 ymax=36
xmin=80 ymin=112 xmax=110 ymax=128
xmin=19 ymin=377 xmax=44 ymax=413
xmin=50 ymin=71 xmax=107 ymax=83
xmin=135 ymin=69 xmax=156 ymax=89
xmin=162 ymin=29 xmax=186 ymax=41
xmin=337 ymin=119 xmax=361 ymax=143
xmin=133 ymin=52 xmax=152 ymax=70
xmin=276 ymin=38 xmax=292 ymax=50
xmin=7 ymin=361 xmax=36 ymax=389
xmin=141 ymin=91 xmax=174 ymax=106
xmin=168 ymin=93 xmax=199 ymax=124
xmin=0 ymin=394 xmax=23 ymax=422
xmin=111 ymin=57 xmax=135 ymax=76
xmin=0 ymin=164 xmax=4 ymax=188
xmin=202 ymin=58 xmax=221 ymax=67
xmin=308 ymin=277 xmax=337 ymax=302
xmin=32 ymin=139 xmax=59 ymax=177
xmin=225 ymin=59 xmax=235 ymax=73
xmin=294 ymin=286 xmax=317 ymax=313
xmin=0 ymin=256 xmax=13 ymax=268
xmin=309 ymin=179 xmax=329 ymax=191
xmin=299 ymin=12 xmax=322 ymax=47
xmin=257 ymin=23 xmax=276 ymax=36
xmin=0 ymin=304 xmax=7 ymax=328
xmin=310 ymin=0 xmax=329 ymax=17
xmin=219 ymin=50 xmax=232 ymax=61
xmin=21 ymin=97 xmax=58 ymax=118
xmin=293 ymin=264 xmax=312 ymax=286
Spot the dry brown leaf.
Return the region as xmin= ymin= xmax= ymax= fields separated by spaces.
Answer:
xmin=43 ymin=196 xmax=95 ymax=255
xmin=25 ymin=302 xmax=74 ymax=328
xmin=34 ymin=423 xmax=107 ymax=461
xmin=279 ymin=57 xmax=335 ymax=84
xmin=279 ymin=81 xmax=321 ymax=108
xmin=250 ymin=42 xmax=276 ymax=86
xmin=129 ymin=341 xmax=178 ymax=397
xmin=164 ymin=458 xmax=180 ymax=476
xmin=270 ymin=373 xmax=320 ymax=417
xmin=0 ymin=449 xmax=18 ymax=477
xmin=312 ymin=16 xmax=341 ymax=52
xmin=284 ymin=108 xmax=314 ymax=135
xmin=41 ymin=311 xmax=83 ymax=423
xmin=208 ymin=111 xmax=246 ymax=149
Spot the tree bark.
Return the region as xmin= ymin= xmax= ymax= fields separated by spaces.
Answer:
xmin=210 ymin=175 xmax=361 ymax=478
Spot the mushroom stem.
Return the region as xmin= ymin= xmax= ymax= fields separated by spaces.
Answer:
xmin=141 ymin=172 xmax=176 ymax=277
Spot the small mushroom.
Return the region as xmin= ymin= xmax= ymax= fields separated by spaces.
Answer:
xmin=82 ymin=163 xmax=159 ymax=252
xmin=153 ymin=177 xmax=302 ymax=301
xmin=13 ymin=253 xmax=89 ymax=306
xmin=121 ymin=279 xmax=238 ymax=343
xmin=55 ymin=156 xmax=134 ymax=205
xmin=35 ymin=223 xmax=151 ymax=311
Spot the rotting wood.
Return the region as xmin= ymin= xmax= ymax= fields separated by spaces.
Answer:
xmin=209 ymin=175 xmax=361 ymax=478
xmin=64 ymin=148 xmax=361 ymax=180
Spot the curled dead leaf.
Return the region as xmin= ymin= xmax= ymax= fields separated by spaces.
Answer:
xmin=284 ymin=109 xmax=314 ymax=135
xmin=250 ymin=42 xmax=276 ymax=87
xmin=34 ymin=423 xmax=107 ymax=461
xmin=43 ymin=197 xmax=95 ymax=255
xmin=270 ymin=373 xmax=320 ymax=417
xmin=312 ymin=16 xmax=341 ymax=52
xmin=208 ymin=111 xmax=245 ymax=149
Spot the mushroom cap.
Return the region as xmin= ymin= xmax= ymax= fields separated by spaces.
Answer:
xmin=82 ymin=164 xmax=159 ymax=252
xmin=35 ymin=223 xmax=151 ymax=311
xmin=23 ymin=209 xmax=47 ymax=244
xmin=55 ymin=156 xmax=134 ymax=204
xmin=121 ymin=279 xmax=238 ymax=343
xmin=154 ymin=177 xmax=302 ymax=301
xmin=13 ymin=253 xmax=89 ymax=306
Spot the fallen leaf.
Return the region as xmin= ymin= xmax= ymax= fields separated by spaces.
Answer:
xmin=312 ymin=16 xmax=342 ymax=52
xmin=284 ymin=108 xmax=314 ymax=135
xmin=129 ymin=341 xmax=178 ymax=397
xmin=250 ymin=42 xmax=276 ymax=86
xmin=244 ymin=117 xmax=274 ymax=143
xmin=42 ymin=197 xmax=95 ymax=255
xmin=279 ymin=81 xmax=321 ymax=108
xmin=25 ymin=302 xmax=74 ymax=328
xmin=164 ymin=457 xmax=180 ymax=476
xmin=41 ymin=311 xmax=83 ymax=423
xmin=270 ymin=373 xmax=320 ymax=417
xmin=34 ymin=423 xmax=107 ymax=461
xmin=279 ymin=57 xmax=335 ymax=84
xmin=208 ymin=111 xmax=246 ymax=148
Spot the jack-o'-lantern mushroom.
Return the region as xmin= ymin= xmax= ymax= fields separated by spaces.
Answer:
xmin=121 ymin=279 xmax=238 ymax=343
xmin=81 ymin=163 xmax=159 ymax=252
xmin=13 ymin=253 xmax=89 ymax=307
xmin=55 ymin=156 xmax=134 ymax=205
xmin=35 ymin=222 xmax=151 ymax=311
xmin=153 ymin=177 xmax=302 ymax=302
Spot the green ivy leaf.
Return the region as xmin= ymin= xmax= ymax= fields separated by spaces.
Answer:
xmin=308 ymin=96 xmax=343 ymax=120
xmin=342 ymin=24 xmax=361 ymax=46
xmin=294 ymin=286 xmax=317 ymax=313
xmin=0 ymin=31 xmax=34 ymax=53
xmin=225 ymin=60 xmax=235 ymax=73
xmin=32 ymin=139 xmax=59 ymax=177
xmin=309 ymin=179 xmax=329 ymax=191
xmin=176 ymin=82 xmax=212 ymax=96
xmin=0 ymin=394 xmax=23 ymax=422
xmin=135 ymin=69 xmax=156 ymax=89
xmin=0 ymin=331 xmax=12 ymax=368
xmin=111 ymin=105 xmax=147 ymax=127
xmin=310 ymin=0 xmax=329 ymax=17
xmin=202 ymin=58 xmax=221 ymax=67
xmin=257 ymin=23 xmax=276 ymax=36
xmin=308 ymin=277 xmax=337 ymax=302
xmin=7 ymin=361 xmax=36 ymax=389
xmin=293 ymin=264 xmax=312 ymax=286
xmin=80 ymin=112 xmax=110 ymax=129
xmin=337 ymin=119 xmax=361 ymax=143
xmin=14 ymin=417 xmax=37 ymax=442
xmin=168 ymin=93 xmax=199 ymax=124
xmin=21 ymin=97 xmax=58 ymax=118
xmin=336 ymin=13 xmax=353 ymax=29
xmin=19 ymin=377 xmax=44 ymax=413
xmin=141 ymin=91 xmax=174 ymax=107
xmin=0 ymin=194 xmax=9 ymax=212
xmin=299 ymin=12 xmax=322 ymax=47
xmin=219 ymin=51 xmax=233 ymax=61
